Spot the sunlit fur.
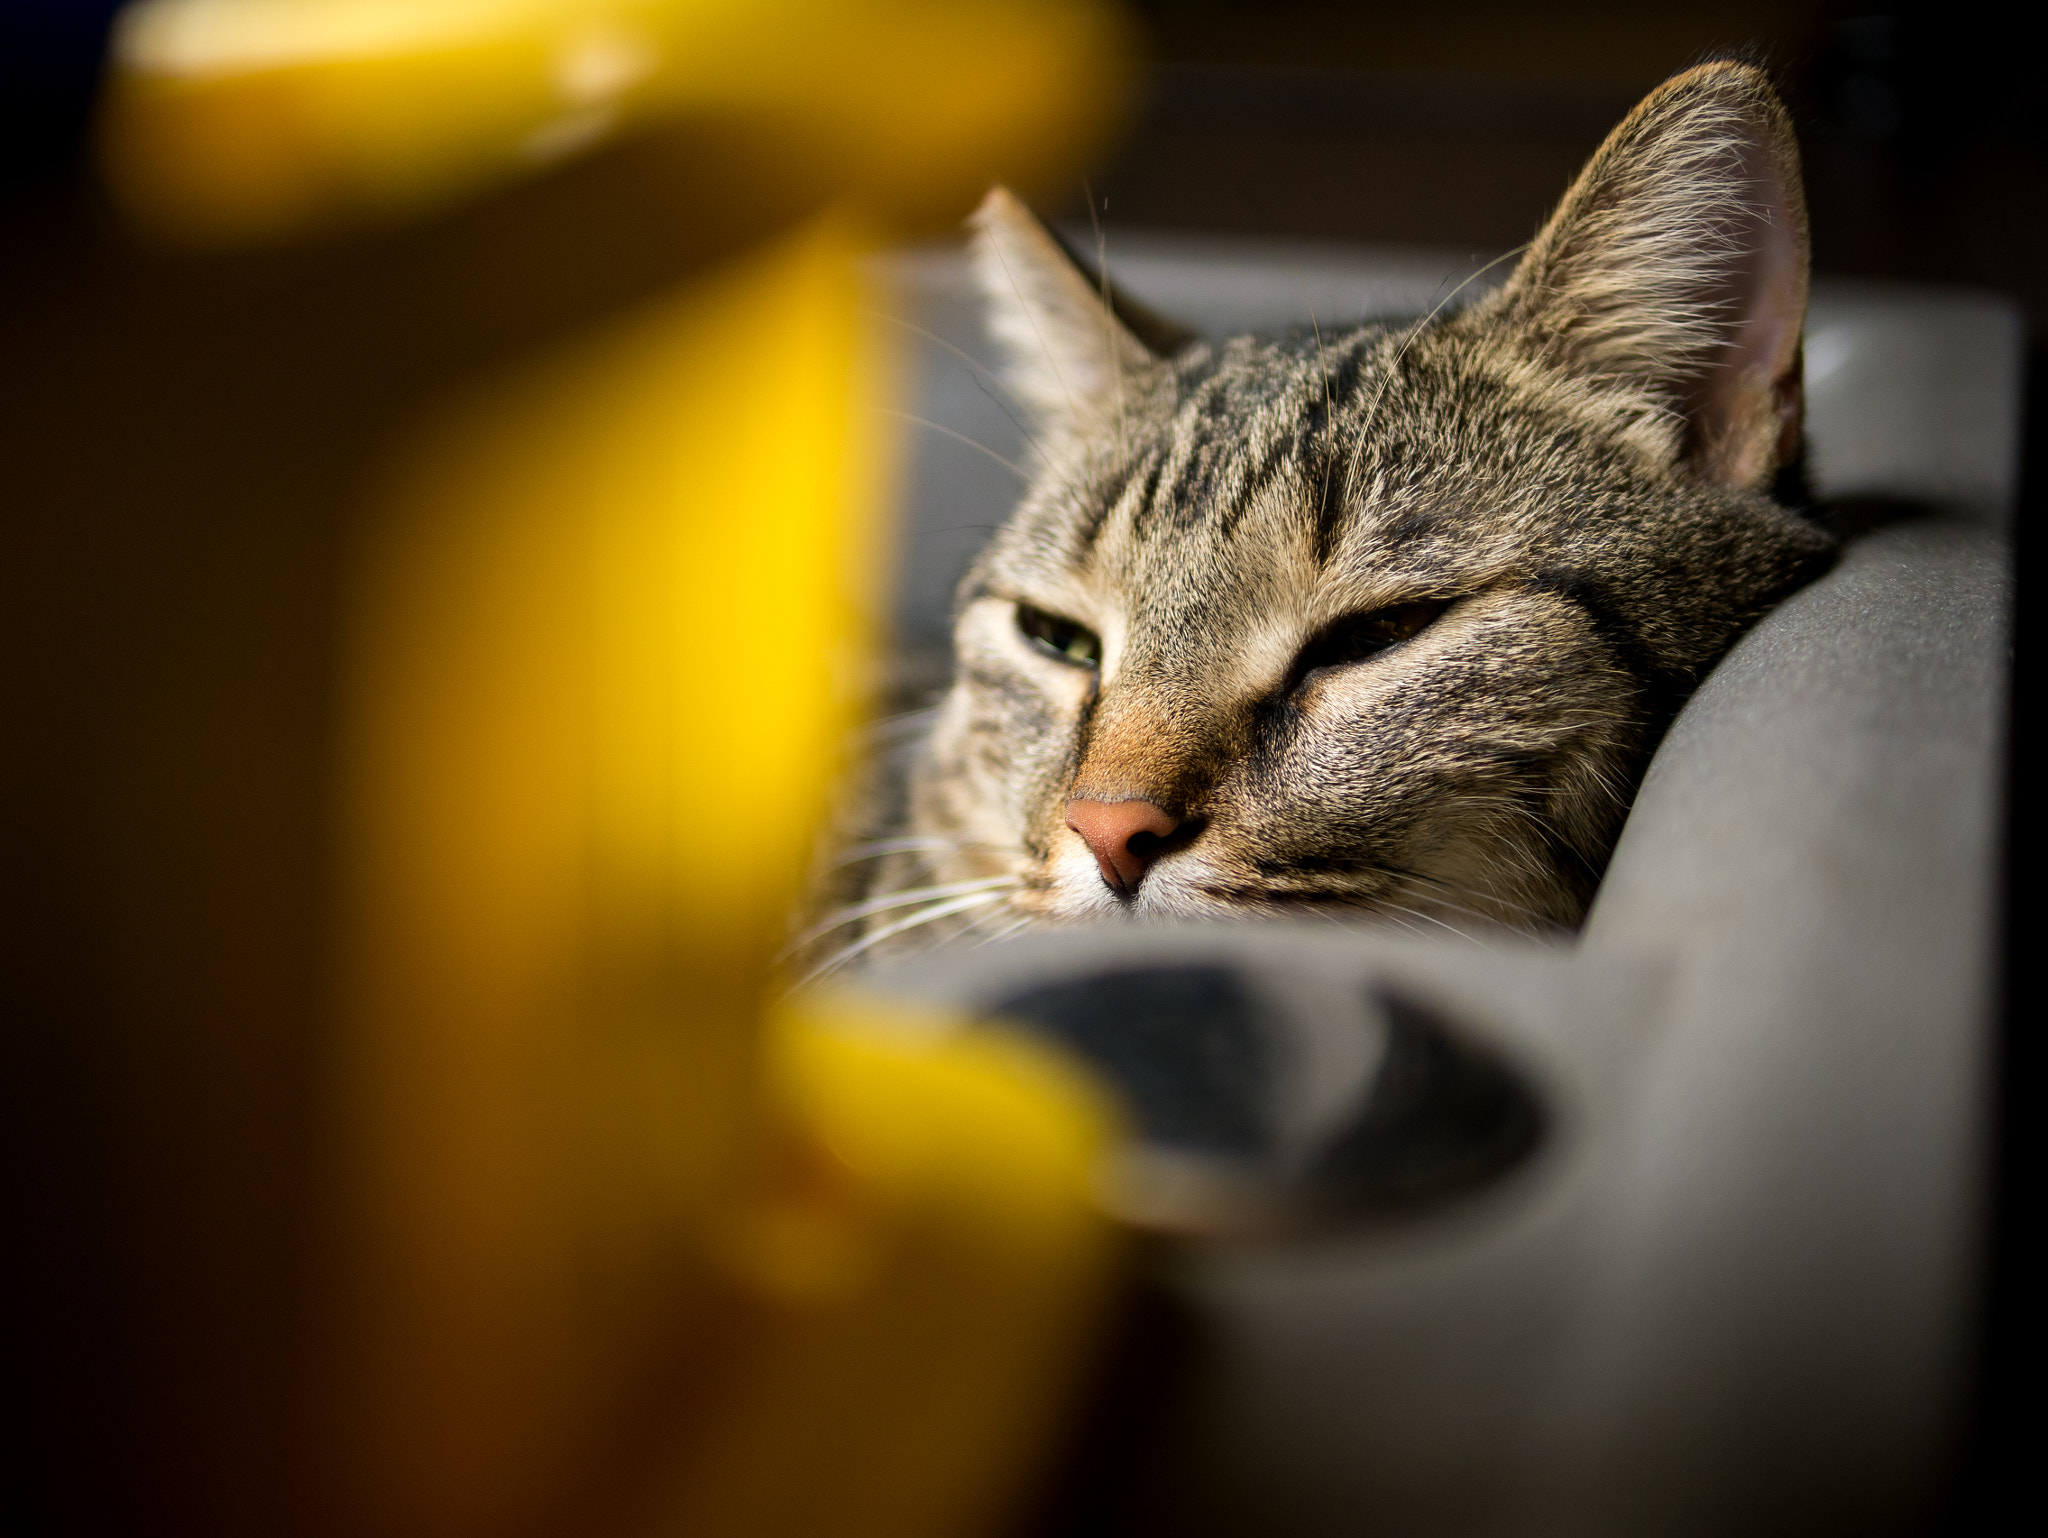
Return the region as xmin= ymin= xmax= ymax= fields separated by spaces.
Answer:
xmin=802 ymin=63 xmax=1834 ymax=980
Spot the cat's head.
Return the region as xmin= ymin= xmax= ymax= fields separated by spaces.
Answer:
xmin=907 ymin=62 xmax=1833 ymax=941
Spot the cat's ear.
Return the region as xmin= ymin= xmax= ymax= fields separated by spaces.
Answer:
xmin=969 ymin=187 xmax=1180 ymax=433
xmin=1497 ymin=62 xmax=1809 ymax=490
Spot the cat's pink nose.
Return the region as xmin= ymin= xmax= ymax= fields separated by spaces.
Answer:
xmin=1065 ymin=798 xmax=1182 ymax=896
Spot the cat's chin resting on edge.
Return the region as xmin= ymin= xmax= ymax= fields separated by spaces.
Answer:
xmin=800 ymin=61 xmax=1836 ymax=983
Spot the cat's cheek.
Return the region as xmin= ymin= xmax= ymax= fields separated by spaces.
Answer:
xmin=953 ymin=597 xmax=1032 ymax=671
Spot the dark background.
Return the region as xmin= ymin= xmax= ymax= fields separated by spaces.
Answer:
xmin=13 ymin=1 xmax=2047 ymax=317
xmin=1077 ymin=1 xmax=2046 ymax=333
xmin=8 ymin=1 xmax=2042 ymax=321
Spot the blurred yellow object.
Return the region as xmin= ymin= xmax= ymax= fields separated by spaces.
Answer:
xmin=686 ymin=1002 xmax=1123 ymax=1536
xmin=54 ymin=4 xmax=1138 ymax=1533
xmin=101 ymin=0 xmax=1133 ymax=242
xmin=320 ymin=204 xmax=1124 ymax=1537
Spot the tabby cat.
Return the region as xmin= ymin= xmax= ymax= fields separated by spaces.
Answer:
xmin=810 ymin=61 xmax=1833 ymax=977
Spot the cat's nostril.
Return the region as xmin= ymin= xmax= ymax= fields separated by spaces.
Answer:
xmin=1065 ymin=798 xmax=1182 ymax=896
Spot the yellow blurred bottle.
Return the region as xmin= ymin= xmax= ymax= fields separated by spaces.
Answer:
xmin=69 ymin=2 xmax=1138 ymax=1534
xmin=322 ymin=215 xmax=1123 ymax=1537
xmin=102 ymin=0 xmax=1132 ymax=243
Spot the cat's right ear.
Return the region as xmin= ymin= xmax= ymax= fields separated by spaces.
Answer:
xmin=969 ymin=188 xmax=1176 ymax=435
xmin=1495 ymin=62 xmax=1809 ymax=491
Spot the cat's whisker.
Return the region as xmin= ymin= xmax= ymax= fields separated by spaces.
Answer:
xmin=973 ymin=912 xmax=1037 ymax=949
xmin=968 ymin=373 xmax=1055 ymax=467
xmin=1341 ymin=241 xmax=1530 ymax=511
xmin=828 ymin=836 xmax=1024 ymax=869
xmin=988 ymin=235 xmax=1087 ymax=426
xmin=1248 ymin=878 xmax=1506 ymax=941
xmin=1083 ymin=177 xmax=1129 ymax=459
xmin=869 ymin=310 xmax=1030 ymax=415
xmin=878 ymin=408 xmax=1032 ymax=482
xmin=1300 ymin=284 xmax=1344 ymax=534
xmin=1376 ymin=896 xmax=1503 ymax=948
xmin=1411 ymin=883 xmax=1542 ymax=930
xmin=956 ymin=901 xmax=1027 ymax=945
xmin=1445 ymin=883 xmax=1549 ymax=926
xmin=1382 ymin=871 xmax=1509 ymax=920
xmin=795 ymin=888 xmax=1015 ymax=991
xmin=783 ymin=875 xmax=1021 ymax=959
xmin=859 ymin=706 xmax=944 ymax=744
xmin=1361 ymin=905 xmax=1437 ymax=944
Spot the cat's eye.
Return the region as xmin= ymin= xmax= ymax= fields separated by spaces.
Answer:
xmin=1016 ymin=604 xmax=1102 ymax=668
xmin=1298 ymin=600 xmax=1447 ymax=674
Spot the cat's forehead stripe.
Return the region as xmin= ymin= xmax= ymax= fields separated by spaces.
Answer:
xmin=1062 ymin=443 xmax=1165 ymax=563
xmin=1114 ymin=327 xmax=1386 ymax=553
xmin=1155 ymin=329 xmax=1471 ymax=573
xmin=1232 ymin=334 xmax=1379 ymax=549
xmin=996 ymin=312 xmax=1727 ymax=626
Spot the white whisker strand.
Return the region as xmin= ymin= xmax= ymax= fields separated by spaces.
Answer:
xmin=1439 ymin=880 xmax=1549 ymax=926
xmin=968 ymin=372 xmax=1054 ymax=467
xmin=877 ymin=408 xmax=1032 ymax=482
xmin=783 ymin=875 xmax=1020 ymax=959
xmin=973 ymin=912 xmax=1037 ymax=949
xmin=991 ymin=238 xmax=1085 ymax=424
xmin=1301 ymin=282 xmax=1342 ymax=529
xmin=1082 ymin=177 xmax=1129 ymax=458
xmin=828 ymin=835 xmax=1021 ymax=869
xmin=857 ymin=707 xmax=942 ymax=746
xmin=868 ymin=309 xmax=1029 ymax=412
xmin=1365 ymin=906 xmax=1435 ymax=943
xmin=1341 ymin=242 xmax=1530 ymax=511
xmin=793 ymin=888 xmax=1015 ymax=991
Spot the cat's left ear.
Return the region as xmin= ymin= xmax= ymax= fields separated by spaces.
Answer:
xmin=969 ymin=188 xmax=1183 ymax=435
xmin=1496 ymin=62 xmax=1809 ymax=490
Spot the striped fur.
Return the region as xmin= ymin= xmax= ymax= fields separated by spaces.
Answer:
xmin=804 ymin=63 xmax=1833 ymax=978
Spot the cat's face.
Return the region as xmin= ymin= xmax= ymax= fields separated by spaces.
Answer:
xmin=860 ymin=64 xmax=1834 ymax=961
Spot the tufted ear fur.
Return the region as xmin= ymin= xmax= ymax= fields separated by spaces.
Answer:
xmin=968 ymin=187 xmax=1183 ymax=435
xmin=1495 ymin=62 xmax=1809 ymax=490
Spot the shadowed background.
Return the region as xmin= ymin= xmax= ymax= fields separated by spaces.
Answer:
xmin=1079 ymin=2 xmax=2045 ymax=331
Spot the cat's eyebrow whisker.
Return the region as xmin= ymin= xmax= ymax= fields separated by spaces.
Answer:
xmin=783 ymin=875 xmax=1021 ymax=959
xmin=794 ymin=888 xmax=1014 ymax=991
xmin=859 ymin=313 xmax=1052 ymax=466
xmin=1341 ymin=241 xmax=1532 ymax=512
xmin=1300 ymin=282 xmax=1343 ymax=539
xmin=991 ymin=238 xmax=1086 ymax=426
xmin=1083 ymin=177 xmax=1129 ymax=458
xmin=968 ymin=373 xmax=1054 ymax=467
xmin=868 ymin=309 xmax=1030 ymax=413
xmin=878 ymin=409 xmax=1031 ymax=482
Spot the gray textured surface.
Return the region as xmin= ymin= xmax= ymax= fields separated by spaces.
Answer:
xmin=856 ymin=233 xmax=2019 ymax=1535
xmin=1803 ymin=284 xmax=2026 ymax=517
